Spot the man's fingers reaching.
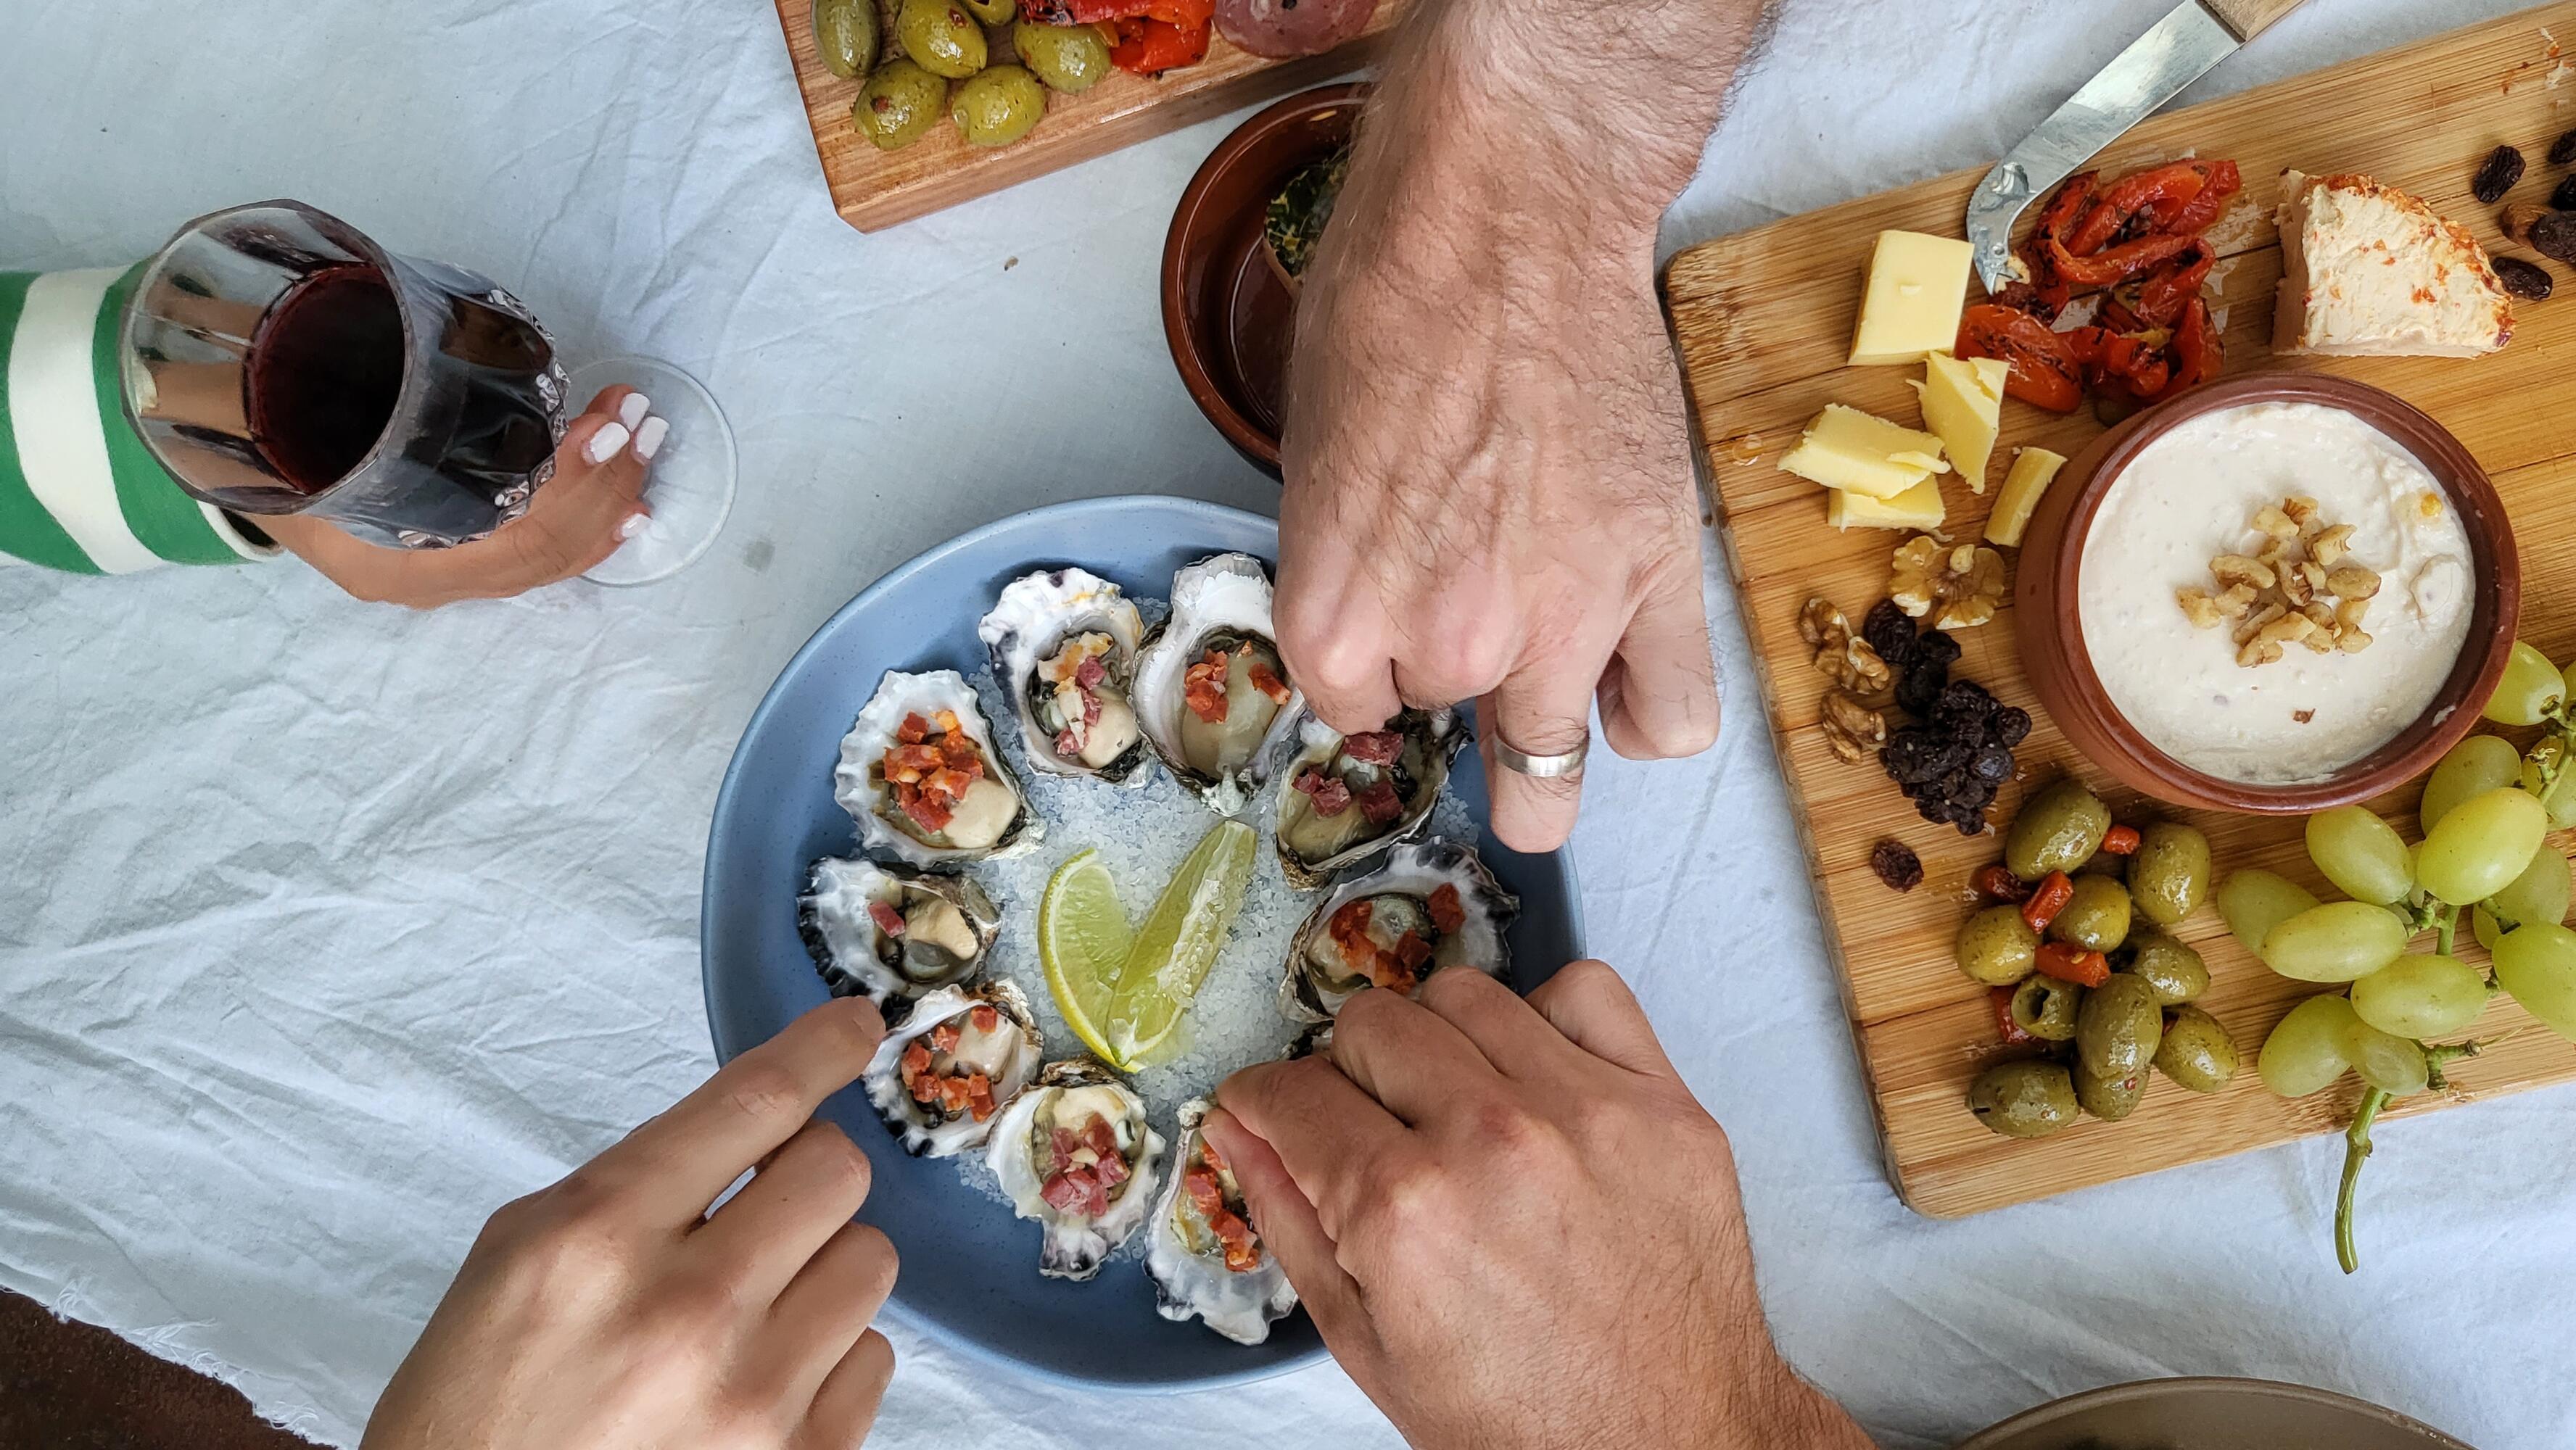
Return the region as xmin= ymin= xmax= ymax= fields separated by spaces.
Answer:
xmin=1199 ymin=1108 xmax=1374 ymax=1351
xmin=792 ymin=1329 xmax=896 ymax=1450
xmin=1477 ymin=649 xmax=1606 ymax=854
xmin=693 ymin=1120 xmax=876 ymax=1302
xmin=766 ymin=1220 xmax=900 ymax=1406
xmin=1328 ymin=983 xmax=1503 ymax=1124
xmin=1213 ymin=1056 xmax=1406 ymax=1241
xmin=1523 ymin=959 xmax=1677 ymax=1080
xmin=1597 ymin=557 xmax=1720 ymax=762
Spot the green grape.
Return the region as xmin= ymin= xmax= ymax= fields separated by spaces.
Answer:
xmin=2416 ymin=787 xmax=2546 ymax=906
xmin=2474 ymin=905 xmax=2504 ymax=951
xmin=2419 ymin=734 xmax=2521 ymax=832
xmin=2342 ymin=1019 xmax=2430 ymax=1095
xmin=2493 ymin=921 xmax=2576 ymax=1041
xmin=2350 ymin=953 xmax=2490 ymax=1037
xmin=2485 ymin=844 xmax=2571 ymax=935
xmin=2258 ymin=902 xmax=2410 ymax=983
xmin=2216 ymin=869 xmax=2321 ymax=956
xmin=2259 ymin=994 xmax=2359 ymax=1097
xmin=2480 ymin=640 xmax=2567 ymax=725
xmin=2303 ymin=806 xmax=2414 ymax=905
xmin=2520 ymin=737 xmax=2576 ymax=831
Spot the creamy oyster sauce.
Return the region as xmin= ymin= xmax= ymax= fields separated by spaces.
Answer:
xmin=2076 ymin=402 xmax=2473 ymax=784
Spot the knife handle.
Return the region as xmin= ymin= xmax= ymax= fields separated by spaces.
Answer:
xmin=2202 ymin=0 xmax=2303 ymax=41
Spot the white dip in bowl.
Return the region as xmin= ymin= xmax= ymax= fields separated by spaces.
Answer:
xmin=2077 ymin=400 xmax=2473 ymax=785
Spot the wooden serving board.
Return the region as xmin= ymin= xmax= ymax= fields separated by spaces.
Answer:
xmin=1664 ymin=3 xmax=2576 ymax=1219
xmin=774 ymin=0 xmax=1406 ymax=231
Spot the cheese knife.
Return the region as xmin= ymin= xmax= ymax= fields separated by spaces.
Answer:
xmin=1967 ymin=0 xmax=2306 ymax=291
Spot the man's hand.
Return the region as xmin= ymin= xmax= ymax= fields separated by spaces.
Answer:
xmin=265 ymin=386 xmax=662 ymax=608
xmin=363 ymin=998 xmax=899 ymax=1450
xmin=1208 ymin=964 xmax=1869 ymax=1450
xmin=1274 ymin=0 xmax=1771 ymax=851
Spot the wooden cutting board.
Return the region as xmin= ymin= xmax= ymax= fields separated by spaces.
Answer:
xmin=773 ymin=0 xmax=1405 ymax=231
xmin=1664 ymin=3 xmax=2576 ymax=1219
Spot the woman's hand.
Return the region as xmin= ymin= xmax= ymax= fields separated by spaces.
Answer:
xmin=266 ymin=386 xmax=664 ymax=608
xmin=363 ymin=998 xmax=899 ymax=1450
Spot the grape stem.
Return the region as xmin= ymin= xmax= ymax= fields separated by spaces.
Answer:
xmin=2435 ymin=903 xmax=2458 ymax=957
xmin=2335 ymin=1086 xmax=2388 ymax=1275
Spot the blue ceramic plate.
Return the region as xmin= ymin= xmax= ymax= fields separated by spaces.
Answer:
xmin=701 ymin=496 xmax=1584 ymax=1391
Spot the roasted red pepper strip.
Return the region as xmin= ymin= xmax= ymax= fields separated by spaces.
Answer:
xmin=2147 ymin=297 xmax=2223 ymax=402
xmin=2044 ymin=229 xmax=2206 ymax=289
xmin=2100 ymin=825 xmax=2142 ymax=856
xmin=1107 ymin=0 xmax=1210 ymax=74
xmin=1973 ymin=864 xmax=2031 ymax=904
xmin=1957 ymin=305 xmax=2086 ymax=413
xmin=1992 ymin=986 xmax=2036 ymax=1046
xmin=2133 ymin=239 xmax=2216 ymax=328
xmin=2021 ymin=871 xmax=2076 ymax=934
xmin=2066 ymin=160 xmax=2210 ymax=254
xmin=2034 ymin=942 xmax=2112 ymax=987
xmin=2158 ymin=160 xmax=2241 ymax=236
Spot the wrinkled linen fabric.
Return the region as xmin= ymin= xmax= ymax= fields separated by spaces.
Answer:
xmin=3 ymin=0 xmax=2571 ymax=1446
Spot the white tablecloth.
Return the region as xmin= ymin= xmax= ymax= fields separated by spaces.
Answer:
xmin=4 ymin=1 xmax=2572 ymax=1446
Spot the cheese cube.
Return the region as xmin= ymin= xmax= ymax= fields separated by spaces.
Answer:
xmin=1849 ymin=231 xmax=1976 ymax=367
xmin=1827 ymin=476 xmax=1947 ymax=531
xmin=1777 ymin=403 xmax=1950 ymax=499
xmin=1984 ymin=447 xmax=2068 ymax=548
xmin=1912 ymin=354 xmax=2009 ymax=494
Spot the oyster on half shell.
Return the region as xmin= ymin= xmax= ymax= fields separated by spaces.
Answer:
xmin=977 ymin=567 xmax=1152 ymax=784
xmin=859 ymin=982 xmax=1044 ymax=1158
xmin=1283 ymin=838 xmax=1520 ymax=1022
xmin=799 ymin=856 xmax=999 ymax=1014
xmin=1146 ymin=1100 xmax=1298 ymax=1344
xmin=1129 ymin=554 xmax=1304 ymax=813
xmin=833 ymin=668 xmax=1036 ymax=867
xmin=986 ymin=1058 xmax=1165 ymax=1280
xmin=1272 ymin=707 xmax=1466 ymax=890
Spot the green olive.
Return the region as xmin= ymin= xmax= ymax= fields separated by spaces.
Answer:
xmin=814 ymin=0 xmax=880 ymax=79
xmin=897 ymin=0 xmax=987 ymax=78
xmin=2009 ymin=974 xmax=2084 ymax=1042
xmin=1968 ymin=1060 xmax=2078 ymax=1139
xmin=1012 ymin=19 xmax=1112 ymax=92
xmin=2075 ymin=972 xmax=2163 ymax=1082
xmin=2153 ymin=1004 xmax=2239 ymax=1093
xmin=1956 ymin=905 xmax=2040 ymax=986
xmin=2049 ymin=874 xmax=2133 ymax=953
xmin=2074 ymin=1061 xmax=2147 ymax=1122
xmin=958 ymin=0 xmax=1015 ymax=22
xmin=950 ymin=63 xmax=1045 ymax=146
xmin=851 ymin=59 xmax=946 ymax=151
xmin=2005 ymin=779 xmax=2112 ymax=880
xmin=2123 ymin=932 xmax=2210 ymax=1005
xmin=2129 ymin=821 xmax=2213 ymax=927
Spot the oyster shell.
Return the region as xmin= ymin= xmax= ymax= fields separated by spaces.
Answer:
xmin=833 ymin=669 xmax=1036 ymax=867
xmin=1145 ymin=1100 xmax=1298 ymax=1344
xmin=1272 ymin=707 xmax=1466 ymax=890
xmin=799 ymin=856 xmax=999 ymax=1014
xmin=1129 ymin=554 xmax=1304 ymax=813
xmin=977 ymin=567 xmax=1152 ymax=784
xmin=859 ymin=982 xmax=1044 ymax=1157
xmin=1282 ymin=838 xmax=1519 ymax=1022
xmin=986 ymin=1058 xmax=1165 ymax=1280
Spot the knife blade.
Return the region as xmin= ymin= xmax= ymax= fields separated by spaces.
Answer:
xmin=1966 ymin=0 xmax=2304 ymax=292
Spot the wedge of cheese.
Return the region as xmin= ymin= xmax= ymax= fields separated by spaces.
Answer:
xmin=1849 ymin=231 xmax=1976 ymax=366
xmin=1912 ymin=354 xmax=2009 ymax=494
xmin=1777 ymin=404 xmax=1950 ymax=499
xmin=2273 ymin=170 xmax=2513 ymax=357
xmin=1984 ymin=447 xmax=2067 ymax=548
xmin=1827 ymin=475 xmax=1946 ymax=531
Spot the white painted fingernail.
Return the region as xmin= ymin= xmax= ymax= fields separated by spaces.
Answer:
xmin=618 ymin=392 xmax=651 ymax=430
xmin=632 ymin=415 xmax=669 ymax=462
xmin=618 ymin=513 xmax=650 ymax=541
xmin=585 ymin=422 xmax=631 ymax=464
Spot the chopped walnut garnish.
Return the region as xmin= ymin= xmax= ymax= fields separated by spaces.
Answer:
xmin=2326 ymin=564 xmax=2381 ymax=600
xmin=1888 ymin=536 xmax=2006 ymax=632
xmin=2283 ymin=496 xmax=2320 ymax=529
xmin=2177 ymin=587 xmax=2224 ymax=629
xmin=2234 ymin=602 xmax=2288 ymax=645
xmin=2252 ymin=505 xmax=2300 ymax=541
xmin=2311 ymin=524 xmax=2355 ymax=567
xmin=2211 ymin=554 xmax=2276 ymax=590
xmin=2183 ymin=499 xmax=2386 ymax=666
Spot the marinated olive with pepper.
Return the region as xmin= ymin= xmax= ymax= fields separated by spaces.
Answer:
xmin=1957 ymin=905 xmax=2041 ymax=986
xmin=1014 ymin=18 xmax=1112 ymax=91
xmin=2010 ymin=974 xmax=2084 ymax=1041
xmin=958 ymin=0 xmax=1016 ymax=22
xmin=852 ymin=59 xmax=947 ymax=150
xmin=2153 ymin=1005 xmax=2239 ymax=1093
xmin=2075 ymin=1061 xmax=2147 ymax=1122
xmin=1968 ymin=1060 xmax=2079 ymax=1139
xmin=2123 ymin=932 xmax=2209 ymax=1005
xmin=2128 ymin=821 xmax=2213 ymax=927
xmin=2076 ymin=972 xmax=2163 ymax=1082
xmin=2005 ymin=779 xmax=2112 ymax=880
xmin=951 ymin=64 xmax=1046 ymax=146
xmin=814 ymin=0 xmax=880 ymax=79
xmin=898 ymin=0 xmax=988 ymax=78
xmin=2049 ymin=874 xmax=2133 ymax=953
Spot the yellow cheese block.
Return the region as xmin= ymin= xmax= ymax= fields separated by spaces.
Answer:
xmin=1777 ymin=403 xmax=1951 ymax=499
xmin=1827 ymin=476 xmax=1947 ymax=531
xmin=1912 ymin=353 xmax=2009 ymax=494
xmin=1849 ymin=231 xmax=1976 ymax=367
xmin=1985 ymin=446 xmax=2068 ymax=548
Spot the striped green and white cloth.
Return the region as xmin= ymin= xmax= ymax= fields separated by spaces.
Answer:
xmin=1 ymin=266 xmax=278 ymax=573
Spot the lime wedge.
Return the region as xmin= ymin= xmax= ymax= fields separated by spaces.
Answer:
xmin=1109 ymin=819 xmax=1258 ymax=1068
xmin=1039 ymin=848 xmax=1134 ymax=1067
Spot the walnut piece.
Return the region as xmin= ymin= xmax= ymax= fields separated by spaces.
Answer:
xmin=1799 ymin=597 xmax=1848 ymax=650
xmin=1799 ymin=596 xmax=1889 ymax=692
xmin=1888 ymin=536 xmax=2007 ymax=632
xmin=1819 ymin=689 xmax=1886 ymax=763
xmin=2211 ymin=554 xmax=2276 ymax=590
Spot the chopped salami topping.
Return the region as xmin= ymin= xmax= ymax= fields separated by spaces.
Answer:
xmin=1341 ymin=730 xmax=1402 ymax=766
xmin=1040 ymin=1167 xmax=1099 ymax=1214
xmin=1082 ymin=691 xmax=1101 ymax=726
xmin=1392 ymin=932 xmax=1433 ymax=974
xmin=879 ymin=711 xmax=989 ymax=835
xmin=1054 ymin=728 xmax=1082 ymax=758
xmin=896 ymin=712 xmax=931 ymax=745
xmin=933 ymin=709 xmax=962 ymax=735
xmin=1247 ymin=658 xmax=1292 ymax=703
xmin=929 ymin=1022 xmax=961 ymax=1053
xmin=1094 ymin=1148 xmax=1129 ymax=1189
xmin=1183 ymin=650 xmax=1231 ymax=723
xmin=1295 ymin=767 xmax=1353 ymax=816
xmin=969 ymin=1004 xmax=1001 ymax=1033
xmin=1355 ymin=778 xmax=1403 ymax=824
xmin=938 ymin=1077 xmax=971 ymax=1115
xmin=867 ymin=900 xmax=908 ymax=937
xmin=1081 ymin=1115 xmax=1119 ymax=1159
xmin=965 ymin=1073 xmax=996 ymax=1122
xmin=1427 ymin=882 xmax=1464 ymax=935
xmin=1074 ymin=653 xmax=1107 ymax=690
xmin=1198 ymin=1135 xmax=1229 ymax=1175
xmin=899 ymin=786 xmax=951 ymax=834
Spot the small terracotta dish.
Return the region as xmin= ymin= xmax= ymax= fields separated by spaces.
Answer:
xmin=1954 ymin=1375 xmax=2474 ymax=1450
xmin=1161 ymin=83 xmax=1367 ymax=475
xmin=2015 ymin=371 xmax=2518 ymax=815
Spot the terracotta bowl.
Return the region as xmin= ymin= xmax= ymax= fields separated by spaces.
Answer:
xmin=1160 ymin=83 xmax=1368 ymax=476
xmin=1953 ymin=1376 xmax=2474 ymax=1450
xmin=2015 ymin=371 xmax=2518 ymax=815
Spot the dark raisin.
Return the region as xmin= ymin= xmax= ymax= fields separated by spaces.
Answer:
xmin=1990 ymin=706 xmax=2032 ymax=747
xmin=2551 ymin=128 xmax=2576 ymax=166
xmin=1970 ymin=745 xmax=2016 ymax=784
xmin=2532 ymin=211 xmax=2576 ymax=265
xmin=1933 ymin=679 xmax=1996 ymax=724
xmin=1916 ymin=631 xmax=1962 ymax=669
xmin=1954 ymin=812 xmax=1987 ymax=837
xmin=2496 ymin=256 xmax=2554 ymax=300
xmin=2553 ymin=175 xmax=2576 ymax=212
xmin=1869 ymin=839 xmax=1924 ymax=892
xmin=1861 ymin=599 xmax=1917 ymax=669
xmin=2474 ymin=144 xmax=2526 ymax=205
xmin=1894 ymin=667 xmax=1947 ymax=718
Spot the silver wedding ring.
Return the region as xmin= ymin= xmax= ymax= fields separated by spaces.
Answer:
xmin=1493 ymin=732 xmax=1588 ymax=779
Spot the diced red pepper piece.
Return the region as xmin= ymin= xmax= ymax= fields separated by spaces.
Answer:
xmin=1041 ymin=1167 xmax=1094 ymax=1213
xmin=2021 ymin=871 xmax=2076 ymax=934
xmin=1355 ymin=778 xmax=1403 ymax=825
xmin=867 ymin=900 xmax=908 ymax=937
xmin=1081 ymin=1114 xmax=1119 ymax=1158
xmin=1341 ymin=730 xmax=1403 ymax=766
xmin=2100 ymin=825 xmax=2142 ymax=856
xmin=1054 ymin=727 xmax=1082 ymax=758
xmin=1184 ymin=1166 xmax=1225 ymax=1213
xmin=1991 ymin=986 xmax=2036 ymax=1046
xmin=937 ymin=735 xmax=985 ymax=776
xmin=1427 ymin=882 xmax=1465 ymax=935
xmin=925 ymin=766 xmax=976 ymax=803
xmin=1199 ymin=1137 xmax=1228 ymax=1174
xmin=1971 ymin=865 xmax=2030 ymax=904
xmin=2034 ymin=942 xmax=2111 ymax=987
xmin=938 ymin=1076 xmax=972 ymax=1115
